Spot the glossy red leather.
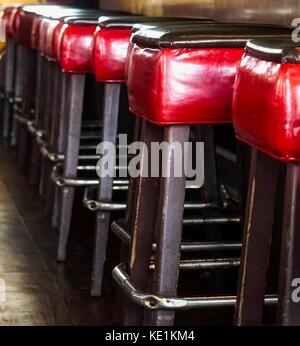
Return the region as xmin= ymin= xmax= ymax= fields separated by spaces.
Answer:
xmin=92 ymin=27 xmax=132 ymax=82
xmin=18 ymin=10 xmax=36 ymax=48
xmin=233 ymin=54 xmax=300 ymax=162
xmin=59 ymin=24 xmax=97 ymax=73
xmin=2 ymin=7 xmax=14 ymax=39
xmin=52 ymin=22 xmax=66 ymax=61
xmin=11 ymin=8 xmax=21 ymax=40
xmin=38 ymin=18 xmax=60 ymax=59
xmin=31 ymin=15 xmax=43 ymax=50
xmin=127 ymin=45 xmax=244 ymax=125
xmin=6 ymin=7 xmax=20 ymax=39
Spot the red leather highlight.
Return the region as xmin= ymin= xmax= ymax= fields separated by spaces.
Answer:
xmin=2 ymin=7 xmax=14 ymax=39
xmin=59 ymin=24 xmax=97 ymax=73
xmin=127 ymin=45 xmax=244 ymax=125
xmin=53 ymin=22 xmax=66 ymax=61
xmin=31 ymin=15 xmax=43 ymax=50
xmin=233 ymin=54 xmax=300 ymax=162
xmin=6 ymin=7 xmax=19 ymax=39
xmin=92 ymin=27 xmax=132 ymax=82
xmin=11 ymin=8 xmax=21 ymax=40
xmin=45 ymin=19 xmax=61 ymax=60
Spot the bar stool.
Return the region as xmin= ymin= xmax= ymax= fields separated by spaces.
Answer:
xmin=2 ymin=6 xmax=19 ymax=140
xmin=86 ymin=16 xmax=213 ymax=297
xmin=112 ymin=24 xmax=292 ymax=326
xmin=15 ymin=5 xmax=75 ymax=169
xmin=4 ymin=5 xmax=66 ymax=146
xmin=50 ymin=16 xmax=121 ymax=264
xmin=233 ymin=39 xmax=300 ymax=326
xmin=22 ymin=8 xmax=104 ymax=188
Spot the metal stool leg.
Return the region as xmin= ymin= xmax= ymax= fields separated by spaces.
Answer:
xmin=91 ymin=83 xmax=121 ymax=297
xmin=3 ymin=39 xmax=15 ymax=139
xmin=11 ymin=44 xmax=25 ymax=147
xmin=52 ymin=71 xmax=68 ymax=229
xmin=235 ymin=148 xmax=280 ymax=325
xmin=57 ymin=73 xmax=85 ymax=262
xmin=150 ymin=125 xmax=190 ymax=326
xmin=277 ymin=162 xmax=300 ymax=325
xmin=44 ymin=63 xmax=61 ymax=218
xmin=123 ymin=120 xmax=163 ymax=326
xmin=16 ymin=47 xmax=36 ymax=168
xmin=113 ymin=117 xmax=142 ymax=324
xmin=29 ymin=54 xmax=43 ymax=185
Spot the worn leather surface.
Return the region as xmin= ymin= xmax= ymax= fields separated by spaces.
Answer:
xmin=98 ymin=16 xmax=211 ymax=29
xmin=93 ymin=17 xmax=212 ymax=82
xmin=233 ymin=44 xmax=300 ymax=162
xmin=59 ymin=23 xmax=98 ymax=73
xmin=127 ymin=23 xmax=292 ymax=125
xmin=2 ymin=7 xmax=15 ymax=38
xmin=132 ymin=23 xmax=292 ymax=48
xmin=246 ymin=39 xmax=300 ymax=63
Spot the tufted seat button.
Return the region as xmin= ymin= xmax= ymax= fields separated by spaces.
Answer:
xmin=127 ymin=23 xmax=292 ymax=125
xmin=92 ymin=16 xmax=212 ymax=82
xmin=233 ymin=39 xmax=300 ymax=162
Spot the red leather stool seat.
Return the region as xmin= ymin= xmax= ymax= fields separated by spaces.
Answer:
xmin=92 ymin=16 xmax=212 ymax=82
xmin=58 ymin=18 xmax=99 ymax=73
xmin=6 ymin=7 xmax=21 ymax=40
xmin=18 ymin=5 xmax=64 ymax=48
xmin=127 ymin=24 xmax=291 ymax=125
xmin=45 ymin=11 xmax=107 ymax=61
xmin=2 ymin=7 xmax=15 ymax=39
xmin=233 ymin=40 xmax=300 ymax=162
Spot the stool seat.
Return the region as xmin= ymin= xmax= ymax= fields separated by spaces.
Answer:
xmin=127 ymin=24 xmax=291 ymax=125
xmin=92 ymin=16 xmax=212 ymax=82
xmin=30 ymin=8 xmax=86 ymax=50
xmin=39 ymin=11 xmax=104 ymax=60
xmin=233 ymin=39 xmax=300 ymax=162
xmin=7 ymin=7 xmax=21 ymax=41
xmin=58 ymin=18 xmax=99 ymax=73
xmin=2 ymin=7 xmax=15 ymax=39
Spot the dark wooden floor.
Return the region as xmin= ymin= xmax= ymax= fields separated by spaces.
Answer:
xmin=0 ymin=141 xmax=115 ymax=326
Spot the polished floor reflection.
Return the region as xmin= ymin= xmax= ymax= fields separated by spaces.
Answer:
xmin=0 ymin=142 xmax=115 ymax=326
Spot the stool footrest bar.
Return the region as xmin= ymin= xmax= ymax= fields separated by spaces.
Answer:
xmin=112 ymin=220 xmax=242 ymax=252
xmin=113 ymin=264 xmax=277 ymax=310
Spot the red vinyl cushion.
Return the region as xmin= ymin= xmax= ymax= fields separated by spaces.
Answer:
xmin=53 ymin=22 xmax=66 ymax=61
xmin=2 ymin=7 xmax=14 ymax=39
xmin=31 ymin=15 xmax=43 ymax=50
xmin=6 ymin=7 xmax=20 ymax=40
xmin=92 ymin=27 xmax=132 ymax=82
xmin=59 ymin=23 xmax=97 ymax=73
xmin=38 ymin=18 xmax=60 ymax=59
xmin=127 ymin=45 xmax=244 ymax=125
xmin=233 ymin=53 xmax=300 ymax=162
xmin=18 ymin=10 xmax=37 ymax=48
xmin=11 ymin=8 xmax=21 ymax=41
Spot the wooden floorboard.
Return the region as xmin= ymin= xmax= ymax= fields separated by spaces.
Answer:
xmin=0 ymin=142 xmax=115 ymax=326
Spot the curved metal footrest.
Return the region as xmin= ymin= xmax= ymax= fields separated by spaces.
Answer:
xmin=40 ymin=145 xmax=64 ymax=163
xmin=14 ymin=114 xmax=33 ymax=126
xmin=113 ymin=263 xmax=277 ymax=310
xmin=112 ymin=220 xmax=242 ymax=253
xmin=27 ymin=122 xmax=45 ymax=140
xmin=83 ymin=185 xmax=228 ymax=213
xmin=4 ymin=91 xmax=15 ymax=104
xmin=83 ymin=186 xmax=128 ymax=212
xmin=52 ymin=164 xmax=130 ymax=189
